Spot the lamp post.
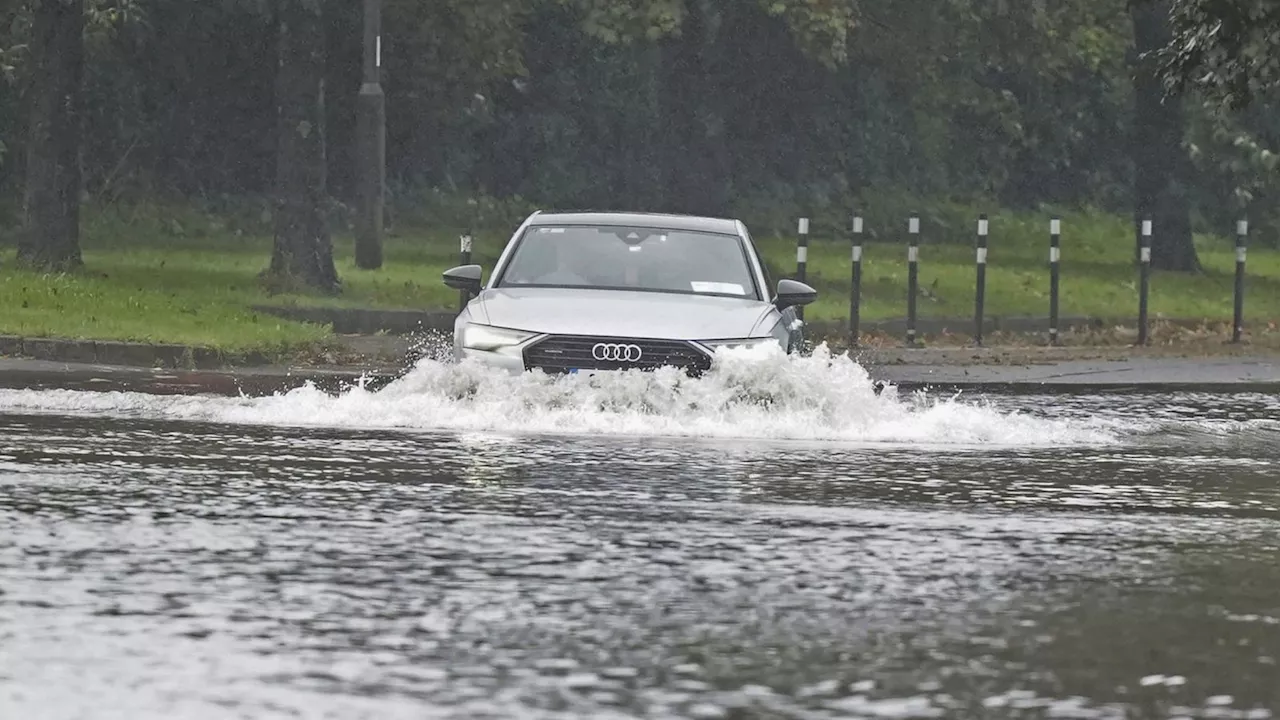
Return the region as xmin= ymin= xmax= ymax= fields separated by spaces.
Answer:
xmin=355 ymin=0 xmax=385 ymax=269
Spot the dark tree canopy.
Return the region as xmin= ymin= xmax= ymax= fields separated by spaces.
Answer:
xmin=1132 ymin=0 xmax=1198 ymax=271
xmin=1159 ymin=0 xmax=1280 ymax=109
xmin=266 ymin=0 xmax=340 ymax=293
xmin=19 ymin=0 xmax=84 ymax=272
xmin=2 ymin=0 xmax=1280 ymax=272
xmin=0 ymin=0 xmax=1143 ymax=218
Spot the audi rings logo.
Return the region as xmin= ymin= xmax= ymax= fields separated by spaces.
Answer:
xmin=592 ymin=343 xmax=643 ymax=362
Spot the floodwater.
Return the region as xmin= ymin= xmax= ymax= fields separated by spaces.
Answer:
xmin=1 ymin=346 xmax=1278 ymax=719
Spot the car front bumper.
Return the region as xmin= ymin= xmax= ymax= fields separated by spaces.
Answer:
xmin=456 ymin=334 xmax=774 ymax=377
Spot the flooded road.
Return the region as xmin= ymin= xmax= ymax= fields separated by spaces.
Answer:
xmin=1 ymin=352 xmax=1279 ymax=719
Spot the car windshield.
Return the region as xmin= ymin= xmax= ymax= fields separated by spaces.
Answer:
xmin=497 ymin=225 xmax=758 ymax=299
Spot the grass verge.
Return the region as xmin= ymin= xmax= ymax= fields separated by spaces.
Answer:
xmin=0 ymin=202 xmax=480 ymax=356
xmin=0 ymin=200 xmax=1276 ymax=356
xmin=751 ymin=206 xmax=1280 ymax=327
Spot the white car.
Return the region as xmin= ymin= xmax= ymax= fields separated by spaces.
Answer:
xmin=442 ymin=211 xmax=817 ymax=375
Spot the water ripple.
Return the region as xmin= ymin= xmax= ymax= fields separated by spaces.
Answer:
xmin=1 ymin=388 xmax=1278 ymax=719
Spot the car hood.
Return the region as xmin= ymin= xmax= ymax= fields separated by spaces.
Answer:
xmin=473 ymin=287 xmax=776 ymax=340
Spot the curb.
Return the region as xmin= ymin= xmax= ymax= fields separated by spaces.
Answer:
xmin=870 ymin=379 xmax=1280 ymax=394
xmin=251 ymin=305 xmax=458 ymax=335
xmin=0 ymin=336 xmax=247 ymax=370
xmin=0 ymin=359 xmax=405 ymax=397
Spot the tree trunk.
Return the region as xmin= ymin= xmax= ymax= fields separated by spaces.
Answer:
xmin=353 ymin=0 xmax=384 ymax=270
xmin=266 ymin=0 xmax=340 ymax=294
xmin=1132 ymin=0 xmax=1199 ymax=272
xmin=19 ymin=0 xmax=84 ymax=272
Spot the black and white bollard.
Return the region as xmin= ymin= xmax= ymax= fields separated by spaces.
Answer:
xmin=1233 ymin=218 xmax=1248 ymax=343
xmin=907 ymin=215 xmax=919 ymax=346
xmin=1137 ymin=218 xmax=1152 ymax=346
xmin=974 ymin=214 xmax=988 ymax=346
xmin=796 ymin=217 xmax=809 ymax=322
xmin=458 ymin=229 xmax=473 ymax=312
xmin=850 ymin=213 xmax=864 ymax=347
xmin=1049 ymin=217 xmax=1061 ymax=346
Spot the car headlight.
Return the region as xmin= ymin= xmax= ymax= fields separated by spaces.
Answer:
xmin=699 ymin=337 xmax=784 ymax=353
xmin=461 ymin=324 xmax=536 ymax=351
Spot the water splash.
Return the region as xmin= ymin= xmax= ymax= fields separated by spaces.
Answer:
xmin=0 ymin=344 xmax=1119 ymax=447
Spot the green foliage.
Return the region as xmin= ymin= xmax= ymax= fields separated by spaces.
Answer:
xmin=4 ymin=0 xmax=1280 ymax=249
xmin=565 ymin=0 xmax=685 ymax=43
xmin=1160 ymin=0 xmax=1280 ymax=110
xmin=1158 ymin=0 xmax=1280 ymax=248
xmin=0 ymin=2 xmax=29 ymax=186
xmin=0 ymin=0 xmax=1133 ymax=206
xmin=755 ymin=0 xmax=857 ymax=67
xmin=84 ymin=0 xmax=145 ymax=33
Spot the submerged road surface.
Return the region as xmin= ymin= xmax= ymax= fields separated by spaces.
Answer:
xmin=1 ymin=351 xmax=1278 ymax=719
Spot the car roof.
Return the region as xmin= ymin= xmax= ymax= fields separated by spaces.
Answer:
xmin=527 ymin=211 xmax=742 ymax=236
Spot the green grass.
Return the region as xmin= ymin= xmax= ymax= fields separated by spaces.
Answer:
xmin=0 ymin=200 xmax=1277 ymax=354
xmin=0 ymin=202 xmax=479 ymax=353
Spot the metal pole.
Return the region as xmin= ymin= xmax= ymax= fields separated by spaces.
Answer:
xmin=1049 ymin=217 xmax=1061 ymax=346
xmin=458 ymin=229 xmax=472 ymax=312
xmin=796 ymin=217 xmax=809 ymax=322
xmin=1233 ymin=218 xmax=1248 ymax=343
xmin=355 ymin=0 xmax=385 ymax=269
xmin=907 ymin=215 xmax=919 ymax=347
xmin=850 ymin=213 xmax=863 ymax=348
xmin=1137 ymin=218 xmax=1152 ymax=346
xmin=974 ymin=214 xmax=988 ymax=346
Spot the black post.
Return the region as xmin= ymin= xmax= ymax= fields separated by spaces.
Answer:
xmin=1137 ymin=218 xmax=1151 ymax=345
xmin=850 ymin=213 xmax=864 ymax=347
xmin=1049 ymin=217 xmax=1061 ymax=346
xmin=796 ymin=217 xmax=809 ymax=322
xmin=907 ymin=215 xmax=919 ymax=346
xmin=458 ymin=229 xmax=473 ymax=312
xmin=1233 ymin=218 xmax=1248 ymax=343
xmin=974 ymin=214 xmax=988 ymax=346
xmin=355 ymin=0 xmax=385 ymax=269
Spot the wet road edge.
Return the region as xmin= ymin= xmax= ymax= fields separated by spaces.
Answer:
xmin=2 ymin=356 xmax=1279 ymax=397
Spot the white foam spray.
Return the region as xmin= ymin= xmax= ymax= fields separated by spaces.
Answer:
xmin=0 ymin=344 xmax=1120 ymax=447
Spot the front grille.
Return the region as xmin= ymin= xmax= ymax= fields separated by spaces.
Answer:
xmin=523 ymin=335 xmax=712 ymax=375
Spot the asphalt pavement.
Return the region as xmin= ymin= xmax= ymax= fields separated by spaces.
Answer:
xmin=871 ymin=355 xmax=1280 ymax=392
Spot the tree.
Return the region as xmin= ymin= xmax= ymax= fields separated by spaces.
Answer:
xmin=19 ymin=0 xmax=84 ymax=271
xmin=0 ymin=0 xmax=1227 ymax=245
xmin=564 ymin=0 xmax=858 ymax=217
xmin=354 ymin=0 xmax=384 ymax=270
xmin=1159 ymin=0 xmax=1280 ymax=109
xmin=1132 ymin=0 xmax=1198 ymax=271
xmin=657 ymin=0 xmax=729 ymax=216
xmin=265 ymin=0 xmax=339 ymax=294
xmin=1157 ymin=0 xmax=1280 ymax=239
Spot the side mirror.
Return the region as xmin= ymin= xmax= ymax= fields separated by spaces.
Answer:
xmin=775 ymin=279 xmax=817 ymax=310
xmin=443 ymin=264 xmax=483 ymax=295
